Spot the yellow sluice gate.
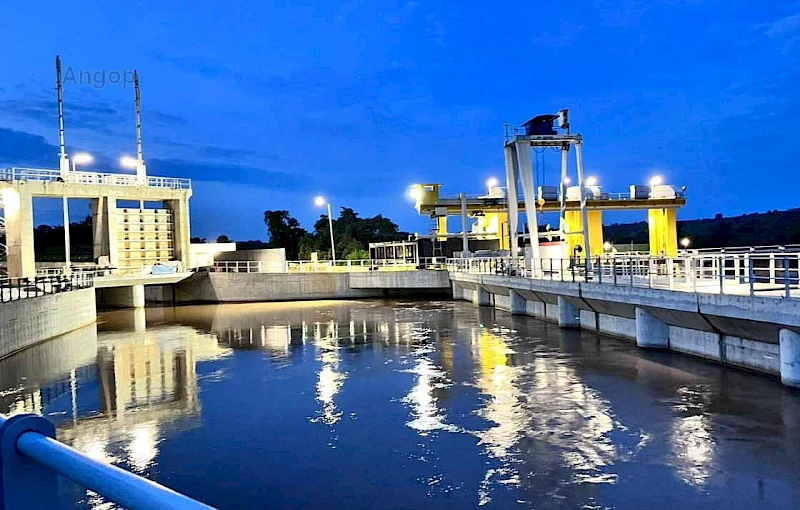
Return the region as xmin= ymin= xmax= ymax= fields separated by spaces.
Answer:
xmin=564 ymin=210 xmax=604 ymax=257
xmin=648 ymin=208 xmax=678 ymax=256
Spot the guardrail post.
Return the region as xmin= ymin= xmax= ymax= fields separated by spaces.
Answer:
xmin=785 ymin=256 xmax=791 ymax=298
xmin=748 ymin=255 xmax=755 ymax=296
xmin=0 ymin=414 xmax=59 ymax=509
xmin=719 ymin=256 xmax=725 ymax=294
xmin=630 ymin=259 xmax=634 ymax=286
xmin=667 ymin=257 xmax=674 ymax=290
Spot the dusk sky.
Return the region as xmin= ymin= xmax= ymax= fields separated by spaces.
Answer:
xmin=1 ymin=1 xmax=798 ymax=240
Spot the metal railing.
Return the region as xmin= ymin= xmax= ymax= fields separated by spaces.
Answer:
xmin=0 ymin=274 xmax=94 ymax=303
xmin=0 ymin=167 xmax=191 ymax=190
xmin=0 ymin=413 xmax=215 ymax=509
xmin=208 ymin=258 xmax=448 ymax=274
xmin=447 ymin=252 xmax=800 ymax=299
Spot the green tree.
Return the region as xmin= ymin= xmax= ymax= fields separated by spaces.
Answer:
xmin=263 ymin=210 xmax=308 ymax=259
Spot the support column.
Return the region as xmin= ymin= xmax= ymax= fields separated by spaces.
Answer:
xmin=504 ymin=144 xmax=520 ymax=257
xmin=100 ymin=284 xmax=145 ymax=309
xmin=3 ymin=188 xmax=36 ymax=278
xmin=451 ymin=281 xmax=464 ymax=301
xmin=515 ymin=141 xmax=540 ymax=264
xmin=780 ymin=328 xmax=800 ymax=388
xmin=473 ymin=286 xmax=491 ymax=307
xmin=635 ymin=307 xmax=669 ymax=349
xmin=509 ymin=289 xmax=526 ymax=315
xmin=648 ymin=208 xmax=678 ymax=256
xmin=558 ymin=296 xmax=580 ymax=328
xmin=91 ymin=197 xmax=110 ymax=262
xmin=168 ymin=196 xmax=191 ymax=271
xmin=574 ymin=141 xmax=592 ymax=265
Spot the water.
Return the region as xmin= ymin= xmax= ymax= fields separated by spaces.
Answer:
xmin=1 ymin=300 xmax=800 ymax=509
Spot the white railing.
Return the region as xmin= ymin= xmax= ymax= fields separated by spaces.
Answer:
xmin=0 ymin=167 xmax=191 ymax=190
xmin=446 ymin=253 xmax=800 ymax=299
xmin=209 ymin=258 xmax=448 ymax=274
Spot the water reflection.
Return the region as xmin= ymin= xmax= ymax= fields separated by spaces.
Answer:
xmin=0 ymin=300 xmax=798 ymax=509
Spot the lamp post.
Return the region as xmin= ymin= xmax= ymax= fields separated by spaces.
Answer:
xmin=315 ymin=196 xmax=337 ymax=264
xmin=71 ymin=152 xmax=93 ymax=173
xmin=119 ymin=156 xmax=138 ymax=170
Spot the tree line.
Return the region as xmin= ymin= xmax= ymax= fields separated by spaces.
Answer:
xmin=605 ymin=208 xmax=800 ymax=249
xmin=262 ymin=208 xmax=408 ymax=260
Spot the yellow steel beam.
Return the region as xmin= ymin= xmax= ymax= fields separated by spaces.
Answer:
xmin=565 ymin=210 xmax=604 ymax=257
xmin=648 ymin=208 xmax=678 ymax=256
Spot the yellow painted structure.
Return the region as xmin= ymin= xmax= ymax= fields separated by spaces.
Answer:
xmin=565 ymin=210 xmax=604 ymax=257
xmin=437 ymin=217 xmax=448 ymax=241
xmin=648 ymin=208 xmax=678 ymax=256
xmin=473 ymin=212 xmax=510 ymax=250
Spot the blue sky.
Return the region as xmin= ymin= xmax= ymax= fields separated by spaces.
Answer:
xmin=0 ymin=0 xmax=798 ymax=240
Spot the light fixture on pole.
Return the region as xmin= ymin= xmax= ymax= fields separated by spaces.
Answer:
xmin=486 ymin=177 xmax=499 ymax=189
xmin=119 ymin=156 xmax=138 ymax=169
xmin=680 ymin=237 xmax=691 ymax=249
xmin=585 ymin=176 xmax=598 ymax=186
xmin=315 ymin=196 xmax=337 ymax=263
xmin=71 ymin=152 xmax=93 ymax=172
xmin=649 ymin=175 xmax=664 ymax=187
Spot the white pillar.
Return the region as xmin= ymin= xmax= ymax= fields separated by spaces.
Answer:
xmin=168 ymin=196 xmax=192 ymax=270
xmin=558 ymin=296 xmax=580 ymax=328
xmin=635 ymin=307 xmax=669 ymax=349
xmin=460 ymin=193 xmax=469 ymax=256
xmin=473 ymin=286 xmax=491 ymax=307
xmin=780 ymin=328 xmax=800 ymax=388
xmin=504 ymin=144 xmax=520 ymax=257
xmin=559 ymin=146 xmax=569 ymax=236
xmin=63 ymin=196 xmax=71 ymax=269
xmin=575 ymin=141 xmax=592 ymax=264
xmin=3 ymin=187 xmax=36 ymax=278
xmin=515 ymin=141 xmax=541 ymax=264
xmin=509 ymin=289 xmax=526 ymax=315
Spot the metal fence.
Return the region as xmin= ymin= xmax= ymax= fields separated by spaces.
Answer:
xmin=209 ymin=258 xmax=448 ymax=273
xmin=0 ymin=167 xmax=191 ymax=190
xmin=0 ymin=413 xmax=214 ymax=510
xmin=0 ymin=274 xmax=94 ymax=303
xmin=446 ymin=252 xmax=800 ymax=299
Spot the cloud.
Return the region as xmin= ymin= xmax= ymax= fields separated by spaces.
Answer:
xmin=146 ymin=158 xmax=302 ymax=188
xmin=147 ymin=110 xmax=188 ymax=126
xmin=0 ymin=95 xmax=124 ymax=133
xmin=0 ymin=127 xmax=59 ymax=167
xmin=763 ymin=13 xmax=800 ymax=39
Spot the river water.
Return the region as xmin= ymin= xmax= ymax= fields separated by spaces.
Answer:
xmin=1 ymin=300 xmax=799 ymax=509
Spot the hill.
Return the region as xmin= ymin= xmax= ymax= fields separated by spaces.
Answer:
xmin=605 ymin=209 xmax=800 ymax=249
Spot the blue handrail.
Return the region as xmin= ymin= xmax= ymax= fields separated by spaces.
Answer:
xmin=0 ymin=413 xmax=216 ymax=510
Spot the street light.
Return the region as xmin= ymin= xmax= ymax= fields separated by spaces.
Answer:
xmin=119 ymin=156 xmax=138 ymax=169
xmin=315 ymin=196 xmax=337 ymax=263
xmin=486 ymin=177 xmax=499 ymax=189
xmin=649 ymin=175 xmax=664 ymax=187
xmin=585 ymin=176 xmax=598 ymax=186
xmin=680 ymin=237 xmax=691 ymax=249
xmin=408 ymin=185 xmax=422 ymax=201
xmin=72 ymin=152 xmax=93 ymax=172
xmin=603 ymin=241 xmax=612 ymax=252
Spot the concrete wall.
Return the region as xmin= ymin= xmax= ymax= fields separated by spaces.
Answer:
xmin=450 ymin=272 xmax=800 ymax=381
xmin=174 ymin=271 xmax=451 ymax=303
xmin=0 ymin=288 xmax=97 ymax=359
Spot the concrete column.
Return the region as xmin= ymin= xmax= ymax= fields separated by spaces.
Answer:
xmin=100 ymin=284 xmax=145 ymax=309
xmin=558 ymin=296 xmax=580 ymax=328
xmin=451 ymin=281 xmax=464 ymax=301
xmin=779 ymin=328 xmax=800 ymax=388
xmin=106 ymin=196 xmax=120 ymax=269
xmin=91 ymin=197 xmax=110 ymax=262
xmin=635 ymin=307 xmax=669 ymax=349
xmin=3 ymin=188 xmax=36 ymax=278
xmin=473 ymin=286 xmax=491 ymax=307
xmin=509 ymin=289 xmax=526 ymax=315
xmin=168 ymin=196 xmax=192 ymax=270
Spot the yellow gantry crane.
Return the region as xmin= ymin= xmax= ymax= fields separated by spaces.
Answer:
xmin=410 ymin=110 xmax=686 ymax=259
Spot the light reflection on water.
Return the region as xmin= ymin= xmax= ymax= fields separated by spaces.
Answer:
xmin=0 ymin=300 xmax=799 ymax=509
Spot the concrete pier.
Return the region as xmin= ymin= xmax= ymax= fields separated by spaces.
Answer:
xmin=473 ymin=286 xmax=491 ymax=307
xmin=99 ymin=285 xmax=145 ymax=308
xmin=780 ymin=328 xmax=800 ymax=387
xmin=558 ymin=296 xmax=580 ymax=328
xmin=509 ymin=289 xmax=526 ymax=315
xmin=635 ymin=307 xmax=670 ymax=349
